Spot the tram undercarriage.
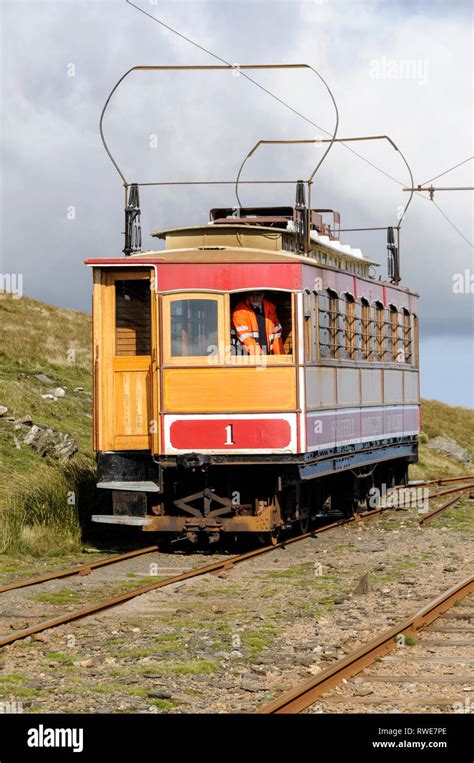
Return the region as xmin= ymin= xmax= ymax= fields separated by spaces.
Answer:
xmin=92 ymin=440 xmax=417 ymax=544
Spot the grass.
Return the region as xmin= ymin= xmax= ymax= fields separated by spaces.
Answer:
xmin=428 ymin=500 xmax=474 ymax=533
xmin=149 ymin=698 xmax=176 ymax=710
xmin=0 ymin=673 xmax=27 ymax=684
xmin=267 ymin=563 xmax=313 ymax=580
xmin=410 ymin=400 xmax=474 ymax=481
xmin=30 ymin=588 xmax=83 ymax=605
xmin=0 ymin=294 xmax=97 ymax=555
xmin=136 ymin=659 xmax=219 ymax=676
xmin=43 ymin=652 xmax=76 ymax=666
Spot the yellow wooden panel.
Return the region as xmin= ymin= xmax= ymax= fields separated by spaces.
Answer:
xmin=163 ymin=367 xmax=296 ymax=412
xmin=113 ymin=369 xmax=150 ymax=438
xmin=113 ymin=435 xmax=150 ymax=450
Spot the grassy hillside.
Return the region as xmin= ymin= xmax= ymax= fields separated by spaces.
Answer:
xmin=0 ymin=294 xmax=95 ymax=554
xmin=414 ymin=400 xmax=474 ymax=480
xmin=0 ymin=293 xmax=472 ymax=554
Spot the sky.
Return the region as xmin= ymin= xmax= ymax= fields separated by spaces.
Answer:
xmin=0 ymin=0 xmax=473 ymax=407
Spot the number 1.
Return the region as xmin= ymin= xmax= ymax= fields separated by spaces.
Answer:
xmin=224 ymin=425 xmax=234 ymax=445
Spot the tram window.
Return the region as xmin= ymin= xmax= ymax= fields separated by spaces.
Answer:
xmin=318 ymin=292 xmax=328 ymax=357
xmin=318 ymin=290 xmax=339 ymax=359
xmin=342 ymin=294 xmax=357 ymax=360
xmin=402 ymin=309 xmax=412 ymax=364
xmin=360 ymin=299 xmax=371 ymax=360
xmin=389 ymin=306 xmax=400 ymax=362
xmin=373 ymin=303 xmax=385 ymax=362
xmin=170 ymin=299 xmax=218 ymax=357
xmin=115 ymin=279 xmax=151 ymax=356
xmin=230 ymin=291 xmax=293 ymax=356
xmin=304 ymin=291 xmax=317 ymax=363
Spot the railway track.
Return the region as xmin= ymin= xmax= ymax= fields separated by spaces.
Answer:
xmin=1 ymin=475 xmax=470 ymax=650
xmin=416 ymin=475 xmax=474 ymax=487
xmin=391 ymin=479 xmax=473 ymax=523
xmin=0 ymin=508 xmax=384 ymax=648
xmin=418 ymin=483 xmax=474 ymax=525
xmin=0 ymin=545 xmax=159 ymax=593
xmin=2 ymin=475 xmax=471 ymax=596
xmin=256 ymin=575 xmax=474 ymax=713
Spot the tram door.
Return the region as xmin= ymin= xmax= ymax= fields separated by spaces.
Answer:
xmin=93 ymin=269 xmax=159 ymax=453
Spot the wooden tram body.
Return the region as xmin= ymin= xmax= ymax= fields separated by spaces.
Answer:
xmin=87 ymin=206 xmax=420 ymax=542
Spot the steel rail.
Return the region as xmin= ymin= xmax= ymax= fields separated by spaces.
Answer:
xmin=427 ymin=483 xmax=474 ymax=501
xmin=419 ymin=485 xmax=474 ymax=525
xmin=256 ymin=575 xmax=474 ymax=714
xmin=0 ymin=508 xmax=384 ymax=648
xmin=394 ymin=475 xmax=474 ymax=491
xmin=0 ymin=545 xmax=160 ymax=594
xmin=419 ymin=475 xmax=474 ymax=487
xmin=419 ymin=495 xmax=462 ymax=526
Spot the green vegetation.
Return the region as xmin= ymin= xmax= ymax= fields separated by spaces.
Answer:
xmin=43 ymin=652 xmax=76 ymax=665
xmin=30 ymin=588 xmax=83 ymax=605
xmin=149 ymin=698 xmax=176 ymax=709
xmin=137 ymin=659 xmax=218 ymax=676
xmin=411 ymin=400 xmax=474 ymax=480
xmin=240 ymin=625 xmax=277 ymax=655
xmin=0 ymin=294 xmax=96 ymax=555
xmin=428 ymin=500 xmax=473 ymax=533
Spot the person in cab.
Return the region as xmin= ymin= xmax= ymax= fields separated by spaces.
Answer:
xmin=232 ymin=291 xmax=284 ymax=355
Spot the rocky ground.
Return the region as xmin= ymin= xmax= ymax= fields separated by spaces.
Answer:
xmin=0 ymin=495 xmax=472 ymax=714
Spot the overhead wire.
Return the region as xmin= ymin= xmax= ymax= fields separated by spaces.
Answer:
xmin=420 ymin=156 xmax=473 ymax=187
xmin=125 ymin=0 xmax=469 ymax=248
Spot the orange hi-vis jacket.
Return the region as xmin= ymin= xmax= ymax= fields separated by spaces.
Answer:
xmin=232 ymin=299 xmax=284 ymax=355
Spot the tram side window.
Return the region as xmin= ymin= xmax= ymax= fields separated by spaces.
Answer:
xmin=304 ymin=291 xmax=317 ymax=363
xmin=388 ymin=306 xmax=401 ymax=362
xmin=360 ymin=299 xmax=371 ymax=360
xmin=342 ymin=294 xmax=357 ymax=360
xmin=402 ymin=309 xmax=412 ymax=364
xmin=318 ymin=291 xmax=332 ymax=358
xmin=373 ymin=302 xmax=385 ymax=362
xmin=115 ymin=279 xmax=151 ymax=357
xmin=230 ymin=291 xmax=293 ymax=356
xmin=318 ymin=290 xmax=342 ymax=359
xmin=171 ymin=299 xmax=218 ymax=357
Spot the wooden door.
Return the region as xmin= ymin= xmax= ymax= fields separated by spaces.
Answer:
xmin=93 ymin=269 xmax=159 ymax=452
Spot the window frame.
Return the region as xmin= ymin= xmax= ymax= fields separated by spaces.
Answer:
xmin=304 ymin=290 xmax=318 ymax=364
xmin=228 ymin=291 xmax=295 ymax=366
xmin=162 ymin=291 xmax=295 ymax=367
xmin=162 ymin=292 xmax=226 ymax=366
xmin=402 ymin=308 xmax=413 ymax=365
xmin=359 ymin=298 xmax=371 ymax=361
xmin=388 ymin=305 xmax=401 ymax=362
xmin=109 ymin=270 xmax=154 ymax=359
xmin=343 ymin=293 xmax=357 ymax=360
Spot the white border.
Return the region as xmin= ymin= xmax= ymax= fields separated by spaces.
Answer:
xmin=163 ymin=412 xmax=298 ymax=455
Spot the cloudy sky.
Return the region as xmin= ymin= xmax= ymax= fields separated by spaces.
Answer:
xmin=1 ymin=0 xmax=472 ymax=406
